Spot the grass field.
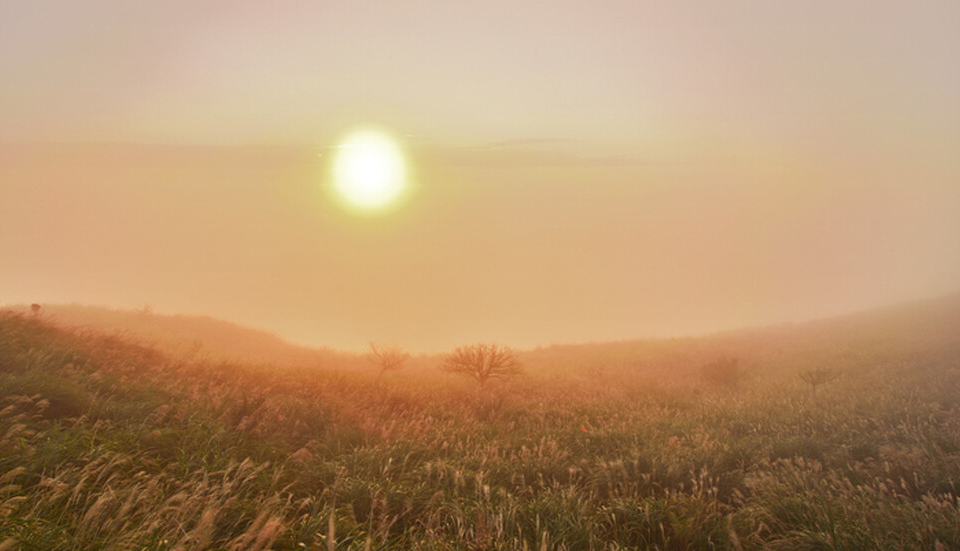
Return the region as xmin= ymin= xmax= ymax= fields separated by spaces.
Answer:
xmin=1 ymin=300 xmax=959 ymax=550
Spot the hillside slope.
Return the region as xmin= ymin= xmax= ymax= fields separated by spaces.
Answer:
xmin=521 ymin=292 xmax=960 ymax=379
xmin=2 ymin=303 xmax=359 ymax=369
xmin=1 ymin=297 xmax=959 ymax=549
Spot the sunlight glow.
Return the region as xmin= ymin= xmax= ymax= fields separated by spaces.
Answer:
xmin=331 ymin=128 xmax=407 ymax=211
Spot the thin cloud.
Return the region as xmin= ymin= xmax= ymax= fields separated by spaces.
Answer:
xmin=418 ymin=140 xmax=681 ymax=168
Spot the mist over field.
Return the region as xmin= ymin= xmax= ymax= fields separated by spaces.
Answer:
xmin=2 ymin=0 xmax=960 ymax=549
xmin=3 ymin=140 xmax=959 ymax=352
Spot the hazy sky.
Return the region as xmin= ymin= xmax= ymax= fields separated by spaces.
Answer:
xmin=2 ymin=1 xmax=959 ymax=351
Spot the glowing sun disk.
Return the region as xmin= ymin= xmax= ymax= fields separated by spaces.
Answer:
xmin=332 ymin=129 xmax=407 ymax=210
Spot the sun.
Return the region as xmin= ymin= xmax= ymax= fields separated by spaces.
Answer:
xmin=330 ymin=128 xmax=408 ymax=212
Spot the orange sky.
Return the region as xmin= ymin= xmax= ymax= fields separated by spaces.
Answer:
xmin=2 ymin=1 xmax=959 ymax=352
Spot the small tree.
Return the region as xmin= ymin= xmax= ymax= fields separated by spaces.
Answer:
xmin=368 ymin=342 xmax=410 ymax=377
xmin=30 ymin=303 xmax=41 ymax=316
xmin=798 ymin=367 xmax=840 ymax=397
xmin=441 ymin=343 xmax=522 ymax=390
xmin=700 ymin=356 xmax=742 ymax=388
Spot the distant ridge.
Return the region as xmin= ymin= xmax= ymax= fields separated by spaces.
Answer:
xmin=520 ymin=292 xmax=960 ymax=377
xmin=1 ymin=303 xmax=357 ymax=369
xmin=5 ymin=292 xmax=958 ymax=374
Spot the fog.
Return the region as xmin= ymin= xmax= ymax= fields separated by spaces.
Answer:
xmin=2 ymin=142 xmax=957 ymax=351
xmin=2 ymin=0 xmax=958 ymax=351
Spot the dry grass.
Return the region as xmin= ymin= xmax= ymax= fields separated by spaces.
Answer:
xmin=0 ymin=309 xmax=959 ymax=549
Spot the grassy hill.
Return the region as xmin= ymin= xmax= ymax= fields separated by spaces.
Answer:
xmin=521 ymin=292 xmax=960 ymax=380
xmin=1 ymin=303 xmax=360 ymax=370
xmin=1 ymin=296 xmax=959 ymax=549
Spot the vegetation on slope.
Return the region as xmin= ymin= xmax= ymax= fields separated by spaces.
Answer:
xmin=2 ymin=304 xmax=356 ymax=370
xmin=1 ymin=302 xmax=959 ymax=549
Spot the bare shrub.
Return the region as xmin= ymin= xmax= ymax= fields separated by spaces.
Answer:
xmin=368 ymin=342 xmax=410 ymax=377
xmin=700 ymin=356 xmax=742 ymax=388
xmin=440 ymin=343 xmax=522 ymax=390
xmin=798 ymin=367 xmax=840 ymax=397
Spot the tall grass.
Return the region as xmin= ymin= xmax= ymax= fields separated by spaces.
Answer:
xmin=1 ymin=311 xmax=958 ymax=549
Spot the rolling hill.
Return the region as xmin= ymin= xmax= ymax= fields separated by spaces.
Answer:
xmin=1 ymin=294 xmax=958 ymax=548
xmin=0 ymin=303 xmax=359 ymax=370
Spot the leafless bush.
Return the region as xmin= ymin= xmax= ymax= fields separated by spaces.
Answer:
xmin=799 ymin=367 xmax=840 ymax=397
xmin=368 ymin=342 xmax=410 ymax=377
xmin=700 ymin=356 xmax=742 ymax=388
xmin=440 ymin=343 xmax=522 ymax=390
